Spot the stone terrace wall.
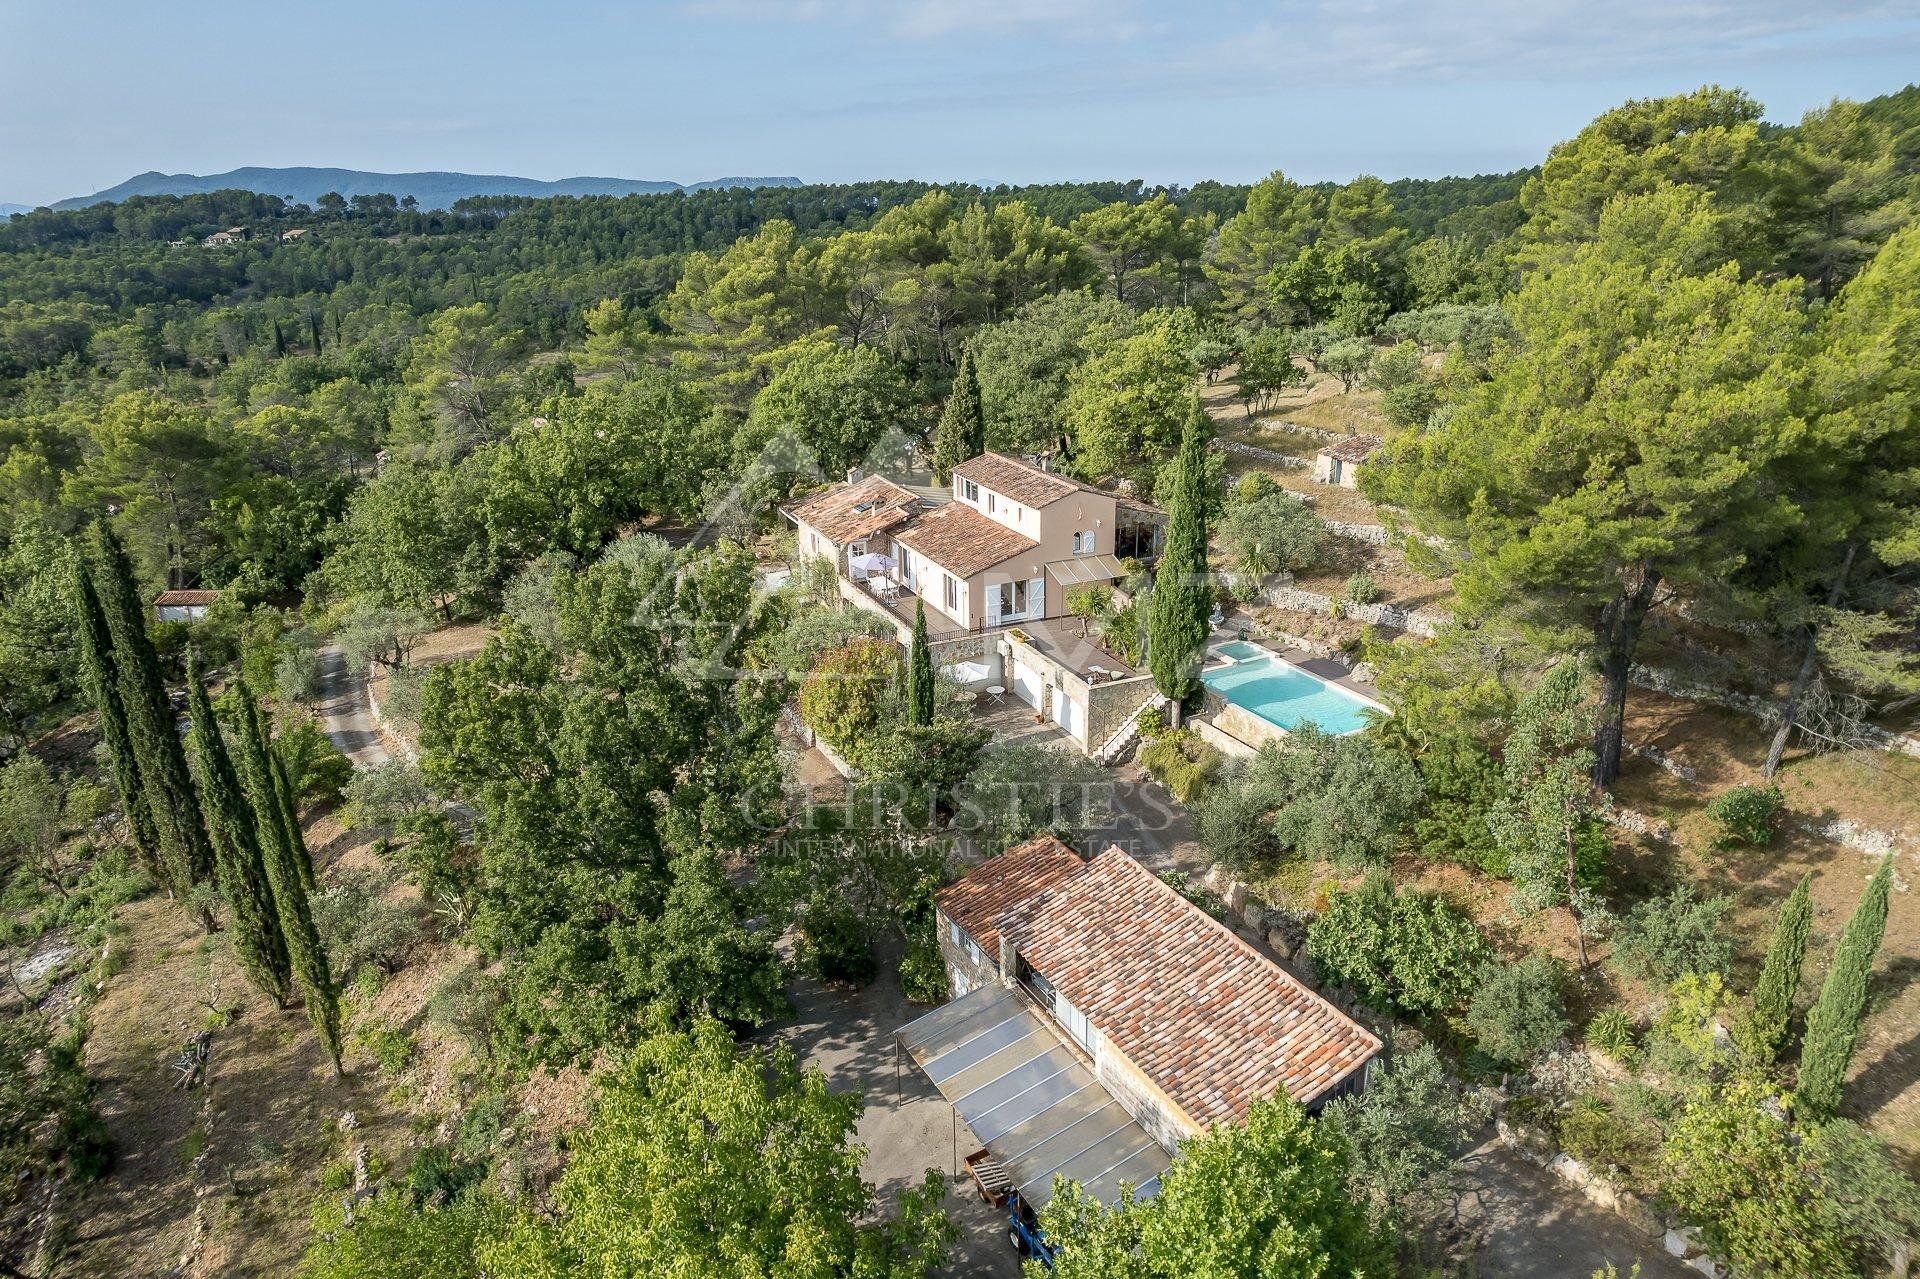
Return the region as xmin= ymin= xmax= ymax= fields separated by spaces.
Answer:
xmin=1256 ymin=581 xmax=1443 ymax=638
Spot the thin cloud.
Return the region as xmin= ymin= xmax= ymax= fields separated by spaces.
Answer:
xmin=682 ymin=0 xmax=1146 ymax=40
xmin=1197 ymin=1 xmax=1920 ymax=83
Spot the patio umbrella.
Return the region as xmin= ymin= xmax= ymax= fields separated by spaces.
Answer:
xmin=849 ymin=552 xmax=896 ymax=573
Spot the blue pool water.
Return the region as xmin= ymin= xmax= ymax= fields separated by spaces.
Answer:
xmin=1212 ymin=640 xmax=1266 ymax=661
xmin=1201 ymin=654 xmax=1377 ymax=735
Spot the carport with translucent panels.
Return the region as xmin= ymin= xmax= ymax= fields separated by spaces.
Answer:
xmin=895 ymin=982 xmax=1170 ymax=1211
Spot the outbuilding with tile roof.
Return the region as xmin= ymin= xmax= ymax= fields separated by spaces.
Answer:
xmin=930 ymin=835 xmax=1381 ymax=1155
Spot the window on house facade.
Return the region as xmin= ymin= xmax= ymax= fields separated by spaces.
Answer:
xmin=1072 ymin=530 xmax=1097 ymax=554
xmin=960 ymin=479 xmax=979 ymax=502
xmin=997 ymin=579 xmax=1030 ymax=617
xmin=944 ymin=574 xmax=960 ymax=612
xmin=986 ymin=492 xmax=996 ymax=513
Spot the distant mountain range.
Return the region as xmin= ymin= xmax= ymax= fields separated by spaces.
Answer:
xmin=23 ymin=167 xmax=804 ymax=213
xmin=0 ymin=204 xmax=31 ymax=218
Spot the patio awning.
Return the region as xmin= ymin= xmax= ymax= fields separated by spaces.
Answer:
xmin=896 ymin=984 xmax=1170 ymax=1210
xmin=1045 ymin=554 xmax=1128 ymax=587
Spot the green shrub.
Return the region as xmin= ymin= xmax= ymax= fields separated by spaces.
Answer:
xmin=1585 ymin=1009 xmax=1637 ymax=1064
xmin=1193 ymin=782 xmax=1280 ymax=871
xmin=796 ymin=891 xmax=877 ymax=987
xmin=897 ymin=879 xmax=948 ymax=1005
xmin=1706 ymin=783 xmax=1783 ymax=849
xmin=1133 ymin=705 xmax=1167 ymax=741
xmin=277 ymin=713 xmax=354 ymax=807
xmin=1610 ymin=886 xmax=1732 ymax=986
xmin=1343 ymin=572 xmax=1382 ymax=606
xmin=1257 ymin=726 xmax=1423 ymax=869
xmin=406 ymin=1143 xmax=484 ymax=1201
xmin=319 ymin=1158 xmax=354 ymax=1192
xmin=1380 ymin=378 xmax=1440 ymax=430
xmin=1140 ymin=734 xmax=1219 ymax=803
xmin=1466 ymin=954 xmax=1567 ymax=1066
xmin=1555 ymin=1093 xmax=1661 ymax=1182
xmin=1411 ymin=733 xmax=1505 ymax=875
xmin=356 ymin=1024 xmax=416 ymax=1077
xmin=1645 ymin=972 xmax=1732 ymax=1080
xmin=1306 ymin=875 xmax=1491 ymax=1016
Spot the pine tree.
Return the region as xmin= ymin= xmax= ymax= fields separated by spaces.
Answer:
xmin=88 ymin=525 xmax=214 ymax=901
xmin=233 ymin=681 xmax=342 ymax=1073
xmin=907 ymin=601 xmax=935 ymax=727
xmin=72 ymin=557 xmax=160 ymax=869
xmin=185 ymin=658 xmax=292 ymax=1007
xmin=931 ymin=347 xmax=985 ymax=482
xmin=1745 ymin=873 xmax=1812 ymax=1062
xmin=1798 ymin=858 xmax=1893 ymax=1115
xmin=1147 ymin=398 xmax=1215 ymax=709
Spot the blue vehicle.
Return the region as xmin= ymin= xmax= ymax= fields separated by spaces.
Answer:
xmin=1006 ymin=1190 xmax=1056 ymax=1268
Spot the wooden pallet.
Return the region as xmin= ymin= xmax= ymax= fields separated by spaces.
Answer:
xmin=963 ymin=1148 xmax=1013 ymax=1207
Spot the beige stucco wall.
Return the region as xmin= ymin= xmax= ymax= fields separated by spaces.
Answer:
xmin=953 ymin=476 xmax=1120 ymax=625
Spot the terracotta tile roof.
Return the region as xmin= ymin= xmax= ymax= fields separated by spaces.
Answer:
xmin=153 ymin=589 xmax=222 ymax=607
xmin=1321 ymin=434 xmax=1384 ymax=463
xmin=937 ymin=835 xmax=1088 ymax=956
xmin=943 ymin=837 xmax=1382 ymax=1124
xmin=893 ymin=501 xmax=1038 ymax=578
xmin=784 ymin=474 xmax=921 ymax=546
xmin=952 ymin=452 xmax=1083 ymax=508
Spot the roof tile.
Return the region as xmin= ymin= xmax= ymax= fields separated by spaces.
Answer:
xmin=894 ymin=502 xmax=1039 ymax=578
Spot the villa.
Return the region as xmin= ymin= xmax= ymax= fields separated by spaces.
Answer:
xmin=784 ymin=453 xmax=1168 ymax=754
xmin=896 ymin=835 xmax=1380 ymax=1212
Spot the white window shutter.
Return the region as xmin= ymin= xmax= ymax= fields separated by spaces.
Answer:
xmin=1030 ymin=576 xmax=1044 ymax=618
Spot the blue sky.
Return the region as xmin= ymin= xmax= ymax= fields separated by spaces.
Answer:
xmin=3 ymin=0 xmax=1917 ymax=206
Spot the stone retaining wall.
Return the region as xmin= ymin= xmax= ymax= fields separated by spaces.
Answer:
xmin=1630 ymin=663 xmax=1920 ymax=762
xmin=1495 ymin=1116 xmax=1724 ymax=1276
xmin=1218 ymin=439 xmax=1310 ymax=468
xmin=1255 ymin=582 xmax=1442 ymax=638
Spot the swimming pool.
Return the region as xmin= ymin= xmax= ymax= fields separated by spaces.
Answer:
xmin=1211 ymin=640 xmax=1266 ymax=661
xmin=1201 ymin=651 xmax=1380 ymax=736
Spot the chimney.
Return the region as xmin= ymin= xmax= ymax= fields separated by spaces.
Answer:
xmin=999 ymin=935 xmax=1019 ymax=987
xmin=847 ymin=466 xmax=863 ymax=485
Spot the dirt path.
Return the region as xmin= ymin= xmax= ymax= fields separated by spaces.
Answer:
xmin=760 ymin=946 xmax=1020 ymax=1279
xmin=315 ymin=645 xmax=388 ymax=770
xmin=1455 ymin=1139 xmax=1693 ymax=1278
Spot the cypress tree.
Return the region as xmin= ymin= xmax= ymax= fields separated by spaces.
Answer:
xmin=932 ymin=347 xmax=985 ymax=482
xmin=185 ymin=658 xmax=292 ymax=1007
xmin=269 ymin=749 xmax=318 ymax=897
xmin=907 ymin=601 xmax=935 ymax=727
xmin=73 ymin=558 xmax=161 ymax=869
xmin=1146 ymin=398 xmax=1216 ymax=710
xmin=1745 ymin=872 xmax=1812 ymax=1062
xmin=1798 ymin=858 xmax=1893 ymax=1116
xmin=249 ymin=696 xmax=318 ymax=896
xmin=88 ymin=525 xmax=215 ymax=898
xmin=233 ymin=681 xmax=341 ymax=1073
